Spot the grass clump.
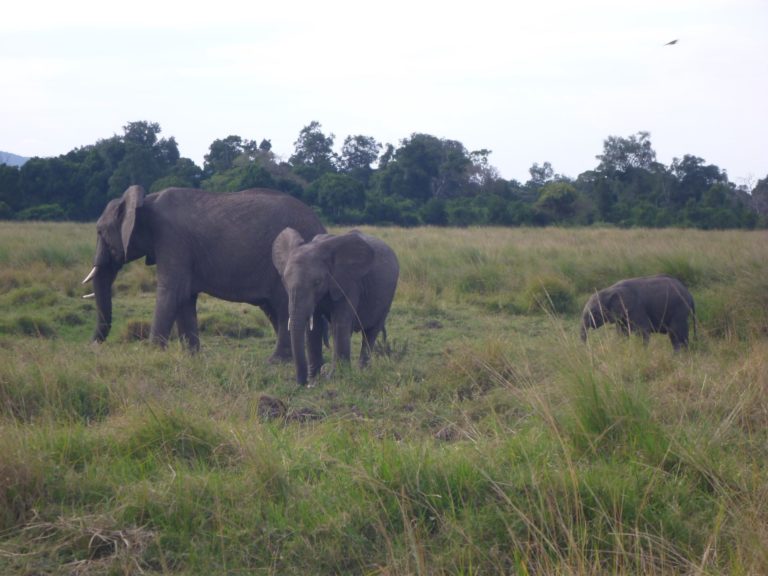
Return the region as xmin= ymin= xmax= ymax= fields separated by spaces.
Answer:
xmin=121 ymin=319 xmax=151 ymax=342
xmin=522 ymin=273 xmax=576 ymax=314
xmin=124 ymin=408 xmax=241 ymax=468
xmin=456 ymin=264 xmax=504 ymax=296
xmin=0 ymin=443 xmax=45 ymax=532
xmin=0 ymin=365 xmax=110 ymax=423
xmin=3 ymin=285 xmax=61 ymax=307
xmin=655 ymin=254 xmax=704 ymax=287
xmin=0 ymin=314 xmax=57 ymax=338
xmin=563 ymin=361 xmax=672 ymax=463
xmin=198 ymin=312 xmax=267 ymax=339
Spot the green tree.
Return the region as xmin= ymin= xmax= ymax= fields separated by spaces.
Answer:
xmin=670 ymin=155 xmax=727 ymax=208
xmin=468 ymin=149 xmax=500 ymax=189
xmin=340 ymin=135 xmax=381 ymax=186
xmin=0 ymin=164 xmax=20 ymax=213
xmin=596 ymin=131 xmax=656 ymax=174
xmin=309 ymin=173 xmax=365 ymax=222
xmin=289 ymin=121 xmax=337 ymax=182
xmin=445 ymin=197 xmax=482 ymax=226
xmin=107 ymin=121 xmax=181 ymax=197
xmin=149 ymin=158 xmax=203 ymax=192
xmin=420 ymin=198 xmax=448 ymax=225
xmin=535 ymin=181 xmax=579 ymax=224
xmin=523 ymin=161 xmax=558 ymax=203
xmin=363 ymin=192 xmax=420 ymax=226
xmin=528 ymin=161 xmax=554 ymax=186
xmin=204 ymin=135 xmax=257 ymax=175
xmin=752 ymin=176 xmax=768 ymax=225
xmin=375 ymin=133 xmax=473 ymax=202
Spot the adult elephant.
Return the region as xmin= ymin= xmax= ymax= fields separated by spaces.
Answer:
xmin=82 ymin=185 xmax=326 ymax=360
xmin=580 ymin=274 xmax=696 ymax=350
xmin=272 ymin=228 xmax=399 ymax=385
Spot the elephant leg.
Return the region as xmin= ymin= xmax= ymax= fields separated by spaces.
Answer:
xmin=669 ymin=320 xmax=688 ymax=351
xmin=265 ymin=299 xmax=292 ymax=364
xmin=631 ymin=316 xmax=652 ymax=346
xmin=176 ymin=294 xmax=200 ymax=352
xmin=332 ymin=317 xmax=353 ymax=365
xmin=151 ymin=286 xmax=180 ymax=348
xmin=359 ymin=325 xmax=381 ymax=368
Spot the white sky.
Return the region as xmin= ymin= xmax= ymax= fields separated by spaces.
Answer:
xmin=1 ymin=0 xmax=766 ymax=186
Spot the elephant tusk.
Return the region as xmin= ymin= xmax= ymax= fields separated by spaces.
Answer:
xmin=83 ymin=293 xmax=95 ymax=299
xmin=82 ymin=266 xmax=97 ymax=284
xmin=310 ymin=315 xmax=314 ymax=332
xmin=287 ymin=315 xmax=291 ymax=332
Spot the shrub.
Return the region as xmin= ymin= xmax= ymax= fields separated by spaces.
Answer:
xmin=198 ymin=313 xmax=266 ymax=339
xmin=0 ymin=315 xmax=56 ymax=338
xmin=0 ymin=367 xmax=110 ymax=422
xmin=0 ymin=448 xmax=45 ymax=531
xmin=655 ymin=254 xmax=703 ymax=287
xmin=522 ymin=274 xmax=576 ymax=314
xmin=456 ymin=265 xmax=503 ymax=296
xmin=16 ymin=203 xmax=67 ymax=221
xmin=4 ymin=286 xmax=59 ymax=307
xmin=125 ymin=409 xmax=239 ymax=468
xmin=122 ymin=319 xmax=152 ymax=342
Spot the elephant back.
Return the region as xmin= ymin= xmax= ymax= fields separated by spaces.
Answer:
xmin=147 ymin=187 xmax=326 ymax=299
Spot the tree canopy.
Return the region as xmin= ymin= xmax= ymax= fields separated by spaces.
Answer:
xmin=0 ymin=123 xmax=764 ymax=229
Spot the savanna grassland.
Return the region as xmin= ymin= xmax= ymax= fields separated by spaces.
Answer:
xmin=1 ymin=222 xmax=767 ymax=575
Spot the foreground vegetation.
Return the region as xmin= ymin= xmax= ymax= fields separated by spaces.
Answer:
xmin=1 ymin=222 xmax=767 ymax=574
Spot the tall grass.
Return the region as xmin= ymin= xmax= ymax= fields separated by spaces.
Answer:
xmin=0 ymin=223 xmax=766 ymax=574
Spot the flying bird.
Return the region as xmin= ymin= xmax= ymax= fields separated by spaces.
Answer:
xmin=664 ymin=39 xmax=679 ymax=46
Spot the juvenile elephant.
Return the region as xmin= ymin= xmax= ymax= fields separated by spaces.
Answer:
xmin=82 ymin=186 xmax=326 ymax=360
xmin=272 ymin=228 xmax=399 ymax=385
xmin=580 ymin=274 xmax=696 ymax=350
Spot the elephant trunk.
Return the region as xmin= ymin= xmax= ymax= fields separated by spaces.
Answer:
xmin=580 ymin=302 xmax=604 ymax=342
xmin=288 ymin=315 xmax=307 ymax=385
xmin=289 ymin=307 xmax=311 ymax=385
xmin=88 ymin=237 xmax=119 ymax=343
xmin=91 ymin=266 xmax=117 ymax=342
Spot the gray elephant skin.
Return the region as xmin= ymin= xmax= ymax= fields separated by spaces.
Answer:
xmin=272 ymin=228 xmax=400 ymax=385
xmin=83 ymin=186 xmax=326 ymax=359
xmin=580 ymin=274 xmax=696 ymax=350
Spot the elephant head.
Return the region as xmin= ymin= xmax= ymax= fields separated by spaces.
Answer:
xmin=83 ymin=185 xmax=150 ymax=342
xmin=580 ymin=289 xmax=627 ymax=341
xmin=272 ymin=228 xmax=375 ymax=384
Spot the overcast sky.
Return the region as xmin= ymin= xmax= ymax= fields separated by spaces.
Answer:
xmin=2 ymin=0 xmax=766 ymax=186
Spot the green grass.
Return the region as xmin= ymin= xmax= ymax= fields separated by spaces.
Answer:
xmin=0 ymin=222 xmax=767 ymax=574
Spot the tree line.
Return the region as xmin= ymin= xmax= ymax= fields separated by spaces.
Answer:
xmin=1 ymin=121 xmax=766 ymax=228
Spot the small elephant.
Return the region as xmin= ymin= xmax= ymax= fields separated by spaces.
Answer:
xmin=272 ymin=228 xmax=399 ymax=385
xmin=82 ymin=186 xmax=325 ymax=360
xmin=580 ymin=274 xmax=696 ymax=350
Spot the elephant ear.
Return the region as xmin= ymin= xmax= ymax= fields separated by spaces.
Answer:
xmin=324 ymin=233 xmax=375 ymax=301
xmin=272 ymin=227 xmax=306 ymax=276
xmin=119 ymin=186 xmax=145 ymax=260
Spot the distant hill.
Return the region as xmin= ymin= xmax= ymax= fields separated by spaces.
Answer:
xmin=0 ymin=151 xmax=30 ymax=167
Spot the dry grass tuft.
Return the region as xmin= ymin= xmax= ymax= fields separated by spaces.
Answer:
xmin=6 ymin=514 xmax=156 ymax=575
